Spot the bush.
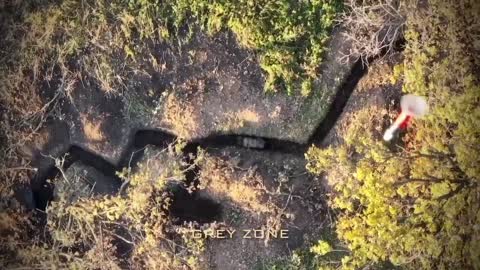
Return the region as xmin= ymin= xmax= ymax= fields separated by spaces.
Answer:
xmin=306 ymin=0 xmax=480 ymax=269
xmin=0 ymin=0 xmax=342 ymax=99
xmin=340 ymin=0 xmax=406 ymax=63
xmin=2 ymin=142 xmax=207 ymax=269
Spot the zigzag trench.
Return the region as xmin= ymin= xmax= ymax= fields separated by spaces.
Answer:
xmin=24 ymin=59 xmax=367 ymax=224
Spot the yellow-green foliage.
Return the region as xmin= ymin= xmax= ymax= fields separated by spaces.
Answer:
xmin=5 ymin=143 xmax=204 ymax=269
xmin=0 ymin=0 xmax=341 ymax=99
xmin=123 ymin=0 xmax=342 ymax=93
xmin=310 ymin=240 xmax=333 ymax=256
xmin=182 ymin=0 xmax=342 ymax=93
xmin=262 ymin=232 xmax=347 ymax=270
xmin=37 ymin=163 xmax=173 ymax=268
xmin=306 ymin=1 xmax=480 ymax=269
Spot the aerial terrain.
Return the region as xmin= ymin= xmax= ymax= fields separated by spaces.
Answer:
xmin=0 ymin=0 xmax=479 ymax=269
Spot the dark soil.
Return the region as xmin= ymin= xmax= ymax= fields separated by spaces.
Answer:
xmin=13 ymin=25 xmax=398 ymax=270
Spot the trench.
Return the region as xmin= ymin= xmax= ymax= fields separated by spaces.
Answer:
xmin=308 ymin=59 xmax=367 ymax=146
xmin=24 ymin=55 xmax=374 ymax=226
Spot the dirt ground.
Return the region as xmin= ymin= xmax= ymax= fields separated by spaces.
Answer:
xmin=195 ymin=146 xmax=329 ymax=269
xmin=3 ymin=23 xmax=398 ymax=269
xmin=190 ymin=54 xmax=404 ymax=270
xmin=30 ymin=28 xmax=354 ymax=166
xmin=47 ymin=142 xmax=330 ymax=269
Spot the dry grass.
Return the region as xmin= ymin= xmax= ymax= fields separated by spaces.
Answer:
xmin=0 ymin=73 xmax=48 ymax=164
xmin=81 ymin=115 xmax=105 ymax=142
xmin=198 ymin=154 xmax=271 ymax=214
xmin=357 ymin=61 xmax=395 ymax=91
xmin=340 ymin=0 xmax=406 ymax=63
xmin=340 ymin=104 xmax=390 ymax=144
xmin=221 ymin=108 xmax=261 ymax=131
xmin=163 ymin=93 xmax=200 ymax=139
xmin=2 ymin=142 xmax=205 ymax=269
xmin=236 ymin=109 xmax=260 ymax=123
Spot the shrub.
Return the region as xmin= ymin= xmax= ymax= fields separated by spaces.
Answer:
xmin=306 ymin=0 xmax=480 ymax=269
xmin=0 ymin=0 xmax=342 ymax=99
xmin=339 ymin=0 xmax=406 ymax=63
xmin=3 ymin=142 xmax=206 ymax=269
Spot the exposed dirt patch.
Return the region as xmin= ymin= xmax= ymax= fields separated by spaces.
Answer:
xmin=197 ymin=154 xmax=276 ymax=229
xmin=81 ymin=115 xmax=106 ymax=142
xmin=163 ymin=93 xmax=201 ymax=139
xmin=34 ymin=28 xmax=355 ymax=165
xmin=220 ymin=108 xmax=261 ymax=132
xmin=191 ymin=147 xmax=329 ymax=270
xmin=2 ymin=15 xmax=369 ymax=268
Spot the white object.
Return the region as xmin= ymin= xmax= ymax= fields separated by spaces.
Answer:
xmin=383 ymin=95 xmax=428 ymax=141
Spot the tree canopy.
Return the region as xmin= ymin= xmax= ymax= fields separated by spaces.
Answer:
xmin=306 ymin=0 xmax=480 ymax=269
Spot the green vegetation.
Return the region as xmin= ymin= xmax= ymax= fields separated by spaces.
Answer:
xmin=0 ymin=0 xmax=342 ymax=101
xmin=2 ymin=0 xmax=478 ymax=269
xmin=306 ymin=0 xmax=480 ymax=269
xmin=0 ymin=1 xmax=341 ymax=267
xmin=182 ymin=0 xmax=343 ymax=93
xmin=3 ymin=142 xmax=208 ymax=269
xmin=259 ymin=229 xmax=349 ymax=270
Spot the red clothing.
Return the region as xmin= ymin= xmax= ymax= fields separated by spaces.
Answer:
xmin=399 ymin=115 xmax=412 ymax=129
